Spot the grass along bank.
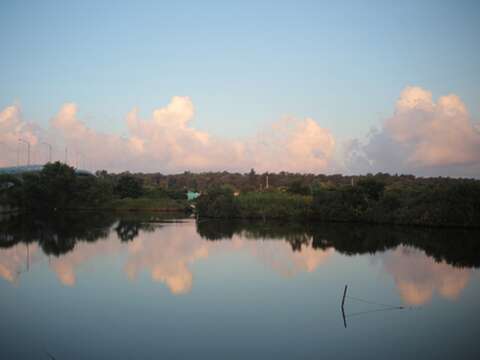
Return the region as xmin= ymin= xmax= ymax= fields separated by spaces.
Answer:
xmin=101 ymin=197 xmax=188 ymax=211
xmin=196 ymin=178 xmax=480 ymax=228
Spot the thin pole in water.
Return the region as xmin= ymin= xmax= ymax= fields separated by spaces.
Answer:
xmin=341 ymin=285 xmax=348 ymax=309
xmin=341 ymin=284 xmax=348 ymax=328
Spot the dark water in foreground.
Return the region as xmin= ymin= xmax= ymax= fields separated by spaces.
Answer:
xmin=1 ymin=213 xmax=479 ymax=360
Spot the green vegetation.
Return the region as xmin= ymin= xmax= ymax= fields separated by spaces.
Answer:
xmin=0 ymin=162 xmax=188 ymax=213
xmin=104 ymin=197 xmax=187 ymax=211
xmin=237 ymin=191 xmax=312 ymax=219
xmin=312 ymin=177 xmax=480 ymax=227
xmin=196 ymin=175 xmax=480 ymax=228
xmin=1 ymin=162 xmax=112 ymax=211
xmin=114 ymin=174 xmax=144 ymax=198
xmin=195 ymin=186 xmax=238 ymax=218
xmin=196 ymin=187 xmax=312 ymax=220
xmin=2 ymin=165 xmax=479 ymax=227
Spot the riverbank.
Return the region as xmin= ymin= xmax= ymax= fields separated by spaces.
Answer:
xmin=0 ymin=198 xmax=189 ymax=221
xmin=195 ymin=181 xmax=480 ymax=228
xmin=98 ymin=197 xmax=189 ymax=212
xmin=2 ymin=163 xmax=479 ymax=228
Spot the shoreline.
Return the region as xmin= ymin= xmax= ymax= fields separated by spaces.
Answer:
xmin=3 ymin=207 xmax=479 ymax=230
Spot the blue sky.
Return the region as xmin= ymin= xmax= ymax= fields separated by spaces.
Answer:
xmin=1 ymin=0 xmax=478 ymax=140
xmin=1 ymin=1 xmax=480 ymax=176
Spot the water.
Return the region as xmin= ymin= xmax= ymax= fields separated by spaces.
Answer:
xmin=1 ymin=213 xmax=479 ymax=359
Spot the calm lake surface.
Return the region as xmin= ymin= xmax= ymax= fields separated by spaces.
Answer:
xmin=1 ymin=213 xmax=479 ymax=359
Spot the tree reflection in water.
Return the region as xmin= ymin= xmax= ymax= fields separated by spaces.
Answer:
xmin=0 ymin=213 xmax=478 ymax=304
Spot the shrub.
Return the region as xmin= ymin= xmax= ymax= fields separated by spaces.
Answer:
xmin=196 ymin=186 xmax=239 ymax=218
xmin=114 ymin=175 xmax=144 ymax=198
xmin=237 ymin=191 xmax=312 ymax=219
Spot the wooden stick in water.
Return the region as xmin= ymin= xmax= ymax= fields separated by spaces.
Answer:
xmin=341 ymin=285 xmax=348 ymax=309
xmin=341 ymin=284 xmax=348 ymax=328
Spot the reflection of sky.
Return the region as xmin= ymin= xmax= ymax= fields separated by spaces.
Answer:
xmin=0 ymin=223 xmax=334 ymax=294
xmin=1 ymin=220 xmax=480 ymax=359
xmin=380 ymin=246 xmax=471 ymax=306
xmin=0 ymin=243 xmax=40 ymax=283
xmin=0 ymin=220 xmax=476 ymax=306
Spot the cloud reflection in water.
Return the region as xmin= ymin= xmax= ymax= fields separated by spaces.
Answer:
xmin=0 ymin=218 xmax=477 ymax=306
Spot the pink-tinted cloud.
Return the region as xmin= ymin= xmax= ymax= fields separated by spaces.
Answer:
xmin=248 ymin=118 xmax=335 ymax=173
xmin=0 ymin=105 xmax=41 ymax=166
xmin=2 ymin=87 xmax=478 ymax=176
xmin=346 ymin=86 xmax=480 ymax=177
xmin=1 ymin=97 xmax=336 ymax=173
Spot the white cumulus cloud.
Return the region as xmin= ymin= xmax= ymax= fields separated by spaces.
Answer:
xmin=2 ymin=87 xmax=478 ymax=176
xmin=346 ymin=86 xmax=480 ymax=177
xmin=1 ymin=97 xmax=337 ymax=173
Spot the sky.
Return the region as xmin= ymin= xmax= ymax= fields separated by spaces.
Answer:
xmin=1 ymin=0 xmax=479 ymax=176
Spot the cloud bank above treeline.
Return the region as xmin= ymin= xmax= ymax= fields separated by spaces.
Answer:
xmin=1 ymin=86 xmax=479 ymax=177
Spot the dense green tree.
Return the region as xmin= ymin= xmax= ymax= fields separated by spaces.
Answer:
xmin=288 ymin=180 xmax=311 ymax=195
xmin=1 ymin=162 xmax=114 ymax=211
xmin=196 ymin=186 xmax=239 ymax=218
xmin=23 ymin=162 xmax=77 ymax=210
xmin=357 ymin=178 xmax=385 ymax=201
xmin=114 ymin=175 xmax=144 ymax=198
xmin=74 ymin=176 xmax=113 ymax=207
xmin=0 ymin=174 xmax=23 ymax=206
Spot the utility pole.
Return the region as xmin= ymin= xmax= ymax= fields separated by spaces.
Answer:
xmin=76 ymin=151 xmax=84 ymax=169
xmin=18 ymin=139 xmax=30 ymax=166
xmin=266 ymin=174 xmax=269 ymax=189
xmin=42 ymin=142 xmax=52 ymax=163
xmin=65 ymin=147 xmax=68 ymax=164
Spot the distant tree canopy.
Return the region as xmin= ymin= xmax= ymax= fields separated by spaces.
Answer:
xmin=2 ymin=162 xmax=113 ymax=211
xmin=3 ymin=165 xmax=480 ymax=227
xmin=115 ymin=170 xmax=419 ymax=194
xmin=312 ymin=177 xmax=480 ymax=227
xmin=194 ymin=174 xmax=480 ymax=227
xmin=287 ymin=180 xmax=311 ymax=196
xmin=356 ymin=178 xmax=385 ymax=201
xmin=114 ymin=174 xmax=144 ymax=199
xmin=196 ymin=186 xmax=238 ymax=218
xmin=0 ymin=174 xmax=22 ymax=203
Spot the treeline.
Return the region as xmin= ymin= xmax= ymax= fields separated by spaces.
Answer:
xmin=0 ymin=162 xmax=112 ymax=211
xmin=0 ymin=162 xmax=188 ymax=212
xmin=196 ymin=176 xmax=480 ymax=228
xmin=96 ymin=168 xmax=480 ymax=205
xmin=2 ymin=164 xmax=479 ymax=227
xmin=312 ymin=177 xmax=480 ymax=227
xmin=101 ymin=168 xmax=419 ymax=193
